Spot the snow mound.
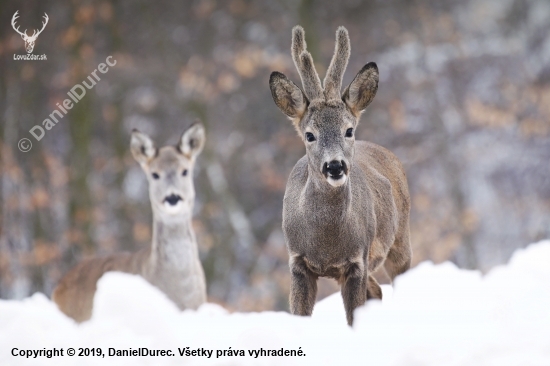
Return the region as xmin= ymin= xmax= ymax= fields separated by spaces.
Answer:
xmin=1 ymin=240 xmax=549 ymax=365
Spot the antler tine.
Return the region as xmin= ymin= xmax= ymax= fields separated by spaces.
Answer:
xmin=299 ymin=51 xmax=323 ymax=100
xmin=291 ymin=26 xmax=306 ymax=69
xmin=11 ymin=10 xmax=27 ymax=37
xmin=35 ymin=13 xmax=49 ymax=37
xmin=323 ymin=26 xmax=351 ymax=100
xmin=291 ymin=25 xmax=323 ymax=100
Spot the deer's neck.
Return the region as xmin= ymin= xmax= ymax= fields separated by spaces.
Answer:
xmin=140 ymin=209 xmax=206 ymax=310
xmin=306 ymin=165 xmax=352 ymax=208
xmin=148 ymin=211 xmax=198 ymax=270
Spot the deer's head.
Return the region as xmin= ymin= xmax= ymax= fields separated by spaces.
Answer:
xmin=11 ymin=11 xmax=49 ymax=54
xmin=270 ymin=26 xmax=378 ymax=188
xmin=130 ymin=123 xmax=205 ymax=217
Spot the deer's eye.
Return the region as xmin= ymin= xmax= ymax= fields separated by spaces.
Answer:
xmin=305 ymin=132 xmax=316 ymax=142
xmin=345 ymin=128 xmax=354 ymax=138
xmin=182 ymin=169 xmax=188 ymax=176
xmin=152 ymin=173 xmax=160 ymax=180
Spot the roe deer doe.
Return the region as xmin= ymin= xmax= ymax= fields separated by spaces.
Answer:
xmin=53 ymin=123 xmax=207 ymax=322
xmin=269 ymin=26 xmax=412 ymax=325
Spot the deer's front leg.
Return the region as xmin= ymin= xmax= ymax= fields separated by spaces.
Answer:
xmin=289 ymin=255 xmax=318 ymax=317
xmin=341 ymin=261 xmax=367 ymax=326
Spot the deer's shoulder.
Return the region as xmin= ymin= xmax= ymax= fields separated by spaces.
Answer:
xmin=287 ymin=155 xmax=309 ymax=186
xmin=355 ymin=140 xmax=397 ymax=162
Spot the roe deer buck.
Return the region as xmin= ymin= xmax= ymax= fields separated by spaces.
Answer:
xmin=53 ymin=123 xmax=207 ymax=322
xmin=269 ymin=26 xmax=412 ymax=325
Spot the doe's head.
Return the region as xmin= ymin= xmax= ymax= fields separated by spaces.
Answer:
xmin=130 ymin=122 xmax=205 ymax=216
xmin=269 ymin=26 xmax=378 ymax=187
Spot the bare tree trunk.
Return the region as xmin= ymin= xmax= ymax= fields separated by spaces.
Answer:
xmin=0 ymin=78 xmax=31 ymax=299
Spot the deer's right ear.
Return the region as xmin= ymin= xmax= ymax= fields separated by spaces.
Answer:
xmin=269 ymin=72 xmax=308 ymax=121
xmin=130 ymin=129 xmax=156 ymax=165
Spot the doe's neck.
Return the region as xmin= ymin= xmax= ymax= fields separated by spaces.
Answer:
xmin=150 ymin=210 xmax=197 ymax=266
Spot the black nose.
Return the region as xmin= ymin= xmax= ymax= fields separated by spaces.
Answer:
xmin=326 ymin=160 xmax=345 ymax=177
xmin=164 ymin=194 xmax=183 ymax=206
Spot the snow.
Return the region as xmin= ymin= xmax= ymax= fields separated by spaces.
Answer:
xmin=1 ymin=241 xmax=550 ymax=366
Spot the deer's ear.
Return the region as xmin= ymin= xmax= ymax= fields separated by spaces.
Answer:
xmin=130 ymin=129 xmax=156 ymax=165
xmin=269 ymin=72 xmax=308 ymax=121
xmin=179 ymin=122 xmax=205 ymax=159
xmin=342 ymin=62 xmax=379 ymax=116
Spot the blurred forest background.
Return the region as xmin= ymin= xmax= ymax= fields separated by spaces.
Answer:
xmin=1 ymin=0 xmax=549 ymax=311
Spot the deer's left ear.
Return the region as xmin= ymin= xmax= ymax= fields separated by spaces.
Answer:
xmin=179 ymin=122 xmax=205 ymax=159
xmin=342 ymin=62 xmax=379 ymax=116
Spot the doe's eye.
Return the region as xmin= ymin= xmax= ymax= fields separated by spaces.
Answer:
xmin=182 ymin=169 xmax=188 ymax=176
xmin=152 ymin=173 xmax=160 ymax=180
xmin=345 ymin=128 xmax=354 ymax=138
xmin=305 ymin=132 xmax=316 ymax=142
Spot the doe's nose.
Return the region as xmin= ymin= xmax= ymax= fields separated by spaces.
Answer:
xmin=326 ymin=160 xmax=344 ymax=177
xmin=164 ymin=194 xmax=183 ymax=206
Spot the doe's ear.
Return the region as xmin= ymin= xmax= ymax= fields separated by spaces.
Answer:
xmin=269 ymin=71 xmax=308 ymax=121
xmin=179 ymin=122 xmax=205 ymax=159
xmin=342 ymin=62 xmax=379 ymax=116
xmin=130 ymin=129 xmax=156 ymax=166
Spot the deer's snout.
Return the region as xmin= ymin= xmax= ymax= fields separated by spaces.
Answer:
xmin=322 ymin=159 xmax=349 ymax=187
xmin=324 ymin=160 xmax=347 ymax=178
xmin=164 ymin=194 xmax=183 ymax=206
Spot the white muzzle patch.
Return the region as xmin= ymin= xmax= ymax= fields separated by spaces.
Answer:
xmin=327 ymin=173 xmax=347 ymax=187
xmin=162 ymin=193 xmax=185 ymax=214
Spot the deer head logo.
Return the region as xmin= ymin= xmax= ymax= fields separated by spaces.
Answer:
xmin=11 ymin=11 xmax=49 ymax=54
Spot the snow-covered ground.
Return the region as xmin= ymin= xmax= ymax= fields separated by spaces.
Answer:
xmin=1 ymin=240 xmax=549 ymax=366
